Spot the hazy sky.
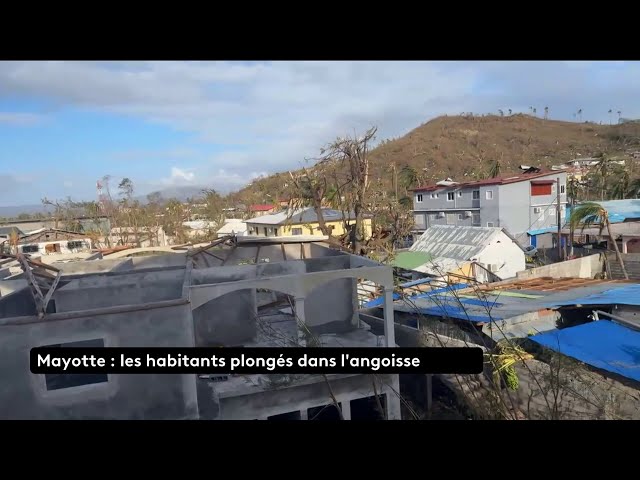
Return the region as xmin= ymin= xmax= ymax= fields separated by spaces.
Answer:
xmin=0 ymin=61 xmax=637 ymax=206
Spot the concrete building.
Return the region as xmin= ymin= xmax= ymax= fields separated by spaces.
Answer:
xmin=248 ymin=204 xmax=279 ymax=217
xmin=246 ymin=207 xmax=373 ymax=240
xmin=0 ymin=216 xmax=111 ymax=236
xmin=411 ymin=170 xmax=568 ymax=245
xmin=393 ymin=225 xmax=526 ymax=283
xmin=0 ymin=228 xmax=92 ymax=256
xmin=0 ymin=237 xmax=400 ymax=420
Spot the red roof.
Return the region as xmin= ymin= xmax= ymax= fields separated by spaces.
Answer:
xmin=411 ymin=170 xmax=561 ymax=192
xmin=249 ymin=204 xmax=276 ymax=212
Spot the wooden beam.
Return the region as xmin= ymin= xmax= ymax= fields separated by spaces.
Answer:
xmin=254 ymin=245 xmax=261 ymax=264
xmin=281 ymin=242 xmax=287 ymax=261
xmin=42 ymin=271 xmax=61 ymax=313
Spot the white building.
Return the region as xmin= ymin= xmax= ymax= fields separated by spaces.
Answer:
xmin=394 ymin=225 xmax=526 ymax=282
xmin=216 ymin=218 xmax=248 ymax=237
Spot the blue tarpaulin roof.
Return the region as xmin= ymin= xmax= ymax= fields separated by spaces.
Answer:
xmin=527 ymin=227 xmax=560 ymax=236
xmin=545 ymin=284 xmax=640 ymax=308
xmin=530 ymin=321 xmax=640 ymax=382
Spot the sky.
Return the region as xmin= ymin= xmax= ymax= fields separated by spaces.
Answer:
xmin=0 ymin=60 xmax=639 ymax=207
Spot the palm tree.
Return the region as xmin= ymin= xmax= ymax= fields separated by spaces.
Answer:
xmin=596 ymin=155 xmax=614 ymax=200
xmin=498 ymin=109 xmax=504 ymax=117
xmin=611 ymin=169 xmax=630 ymax=199
xmin=570 ymin=202 xmax=628 ymax=279
xmin=617 ymin=110 xmax=622 ymax=123
xmin=544 ymin=106 xmax=549 ymax=120
xmin=532 ymin=107 xmax=537 ymax=117
xmin=577 ymin=108 xmax=583 ymax=122
xmin=628 ymin=177 xmax=640 ymax=198
xmin=399 ymin=165 xmax=419 ymax=193
xmin=608 ymin=109 xmax=613 ymax=125
xmin=508 ymin=109 xmax=512 ymax=116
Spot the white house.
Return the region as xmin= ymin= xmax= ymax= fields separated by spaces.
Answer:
xmin=216 ymin=218 xmax=248 ymax=237
xmin=393 ymin=225 xmax=526 ymax=282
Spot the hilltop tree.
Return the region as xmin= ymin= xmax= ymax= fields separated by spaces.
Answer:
xmin=617 ymin=110 xmax=622 ymax=122
xmin=544 ymin=106 xmax=549 ymax=120
xmin=596 ymin=155 xmax=615 ymax=200
xmin=608 ymin=109 xmax=613 ymax=125
xmin=577 ymin=108 xmax=583 ymax=122
xmin=488 ymin=159 xmax=501 ymax=178
xmin=570 ymin=202 xmax=628 ymax=279
xmin=498 ymin=109 xmax=504 ymax=117
xmin=533 ymin=107 xmax=537 ymax=117
xmin=508 ymin=109 xmax=512 ymax=116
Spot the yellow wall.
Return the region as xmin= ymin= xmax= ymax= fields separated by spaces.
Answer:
xmin=247 ymin=218 xmax=373 ymax=239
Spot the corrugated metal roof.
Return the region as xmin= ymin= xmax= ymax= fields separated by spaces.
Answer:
xmin=410 ymin=225 xmax=510 ymax=260
xmin=412 ymin=170 xmax=562 ymax=192
xmin=527 ymin=226 xmax=560 ymax=236
xmin=0 ymin=226 xmax=24 ymax=236
xmin=246 ymin=207 xmax=356 ymax=225
xmin=530 ymin=321 xmax=640 ymax=382
xmin=545 ymin=283 xmax=640 ymax=307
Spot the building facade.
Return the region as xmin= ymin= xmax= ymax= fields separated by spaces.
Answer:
xmin=411 ymin=170 xmax=568 ymax=245
xmin=246 ymin=207 xmax=373 ymax=240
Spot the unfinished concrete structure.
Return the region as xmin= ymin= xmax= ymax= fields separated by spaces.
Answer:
xmin=0 ymin=237 xmax=400 ymax=420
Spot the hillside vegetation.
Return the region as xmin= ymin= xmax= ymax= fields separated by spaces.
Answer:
xmin=229 ymin=114 xmax=640 ymax=204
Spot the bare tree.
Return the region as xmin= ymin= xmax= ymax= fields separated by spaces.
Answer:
xmin=316 ymin=127 xmax=378 ymax=254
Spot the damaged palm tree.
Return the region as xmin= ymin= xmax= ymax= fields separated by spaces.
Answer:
xmin=287 ymin=168 xmax=332 ymax=236
xmin=570 ymin=202 xmax=628 ymax=279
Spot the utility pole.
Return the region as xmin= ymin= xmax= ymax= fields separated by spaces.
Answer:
xmin=557 ymin=177 xmax=562 ymax=260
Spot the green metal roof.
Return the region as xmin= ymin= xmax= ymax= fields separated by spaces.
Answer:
xmin=391 ymin=251 xmax=433 ymax=270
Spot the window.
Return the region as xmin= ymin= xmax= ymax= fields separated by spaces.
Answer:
xmin=457 ymin=214 xmax=464 ymax=220
xmin=446 ymin=213 xmax=456 ymax=225
xmin=486 ymin=190 xmax=493 ymax=200
xmin=560 ymin=184 xmax=565 ymax=194
xmin=549 ymin=207 xmax=556 ymax=216
xmin=487 ymin=222 xmax=495 ymax=227
xmin=414 ymin=214 xmax=425 ymax=227
xmin=43 ymin=339 xmax=108 ymax=391
xmin=67 ymin=241 xmax=84 ymax=249
xmin=472 ymin=213 xmax=481 ymax=225
xmin=416 ymin=194 xmax=423 ymax=202
xmin=472 ymin=190 xmax=480 ymax=200
xmin=447 ymin=192 xmax=455 ymax=201
xmin=531 ymin=182 xmax=553 ymax=196
xmin=533 ymin=207 xmax=541 ymax=214
xmin=291 ymin=228 xmax=303 ymax=235
xmin=430 ymin=193 xmax=438 ymax=199
xmin=22 ymin=245 xmax=39 ymax=253
xmin=263 ymin=227 xmax=268 ymax=236
xmin=429 ymin=214 xmax=437 ymax=220
xmin=458 ymin=191 xmax=463 ymax=197
xmin=274 ymin=229 xmax=278 ymax=236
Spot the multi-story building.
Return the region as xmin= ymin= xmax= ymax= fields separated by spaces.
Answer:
xmin=411 ymin=170 xmax=568 ymax=245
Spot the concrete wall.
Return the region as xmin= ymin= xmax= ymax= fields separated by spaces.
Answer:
xmin=0 ymin=288 xmax=39 ymax=318
xmin=479 ymin=185 xmax=500 ymax=228
xmin=193 ymin=289 xmax=256 ymax=346
xmin=0 ymin=279 xmax=28 ymax=297
xmin=214 ymin=373 xmax=401 ymax=420
xmin=53 ymin=268 xmax=186 ymax=312
xmin=515 ymin=254 xmax=603 ymax=280
xmin=56 ymin=258 xmax=134 ymax=275
xmin=0 ymin=302 xmax=198 ymax=420
xmin=476 ymin=233 xmax=526 ymax=280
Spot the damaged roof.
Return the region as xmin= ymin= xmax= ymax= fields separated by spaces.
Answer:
xmin=530 ymin=320 xmax=640 ymax=383
xmin=402 ymin=225 xmax=522 ymax=274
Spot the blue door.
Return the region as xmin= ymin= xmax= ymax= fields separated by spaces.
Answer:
xmin=530 ymin=235 xmax=537 ymax=247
